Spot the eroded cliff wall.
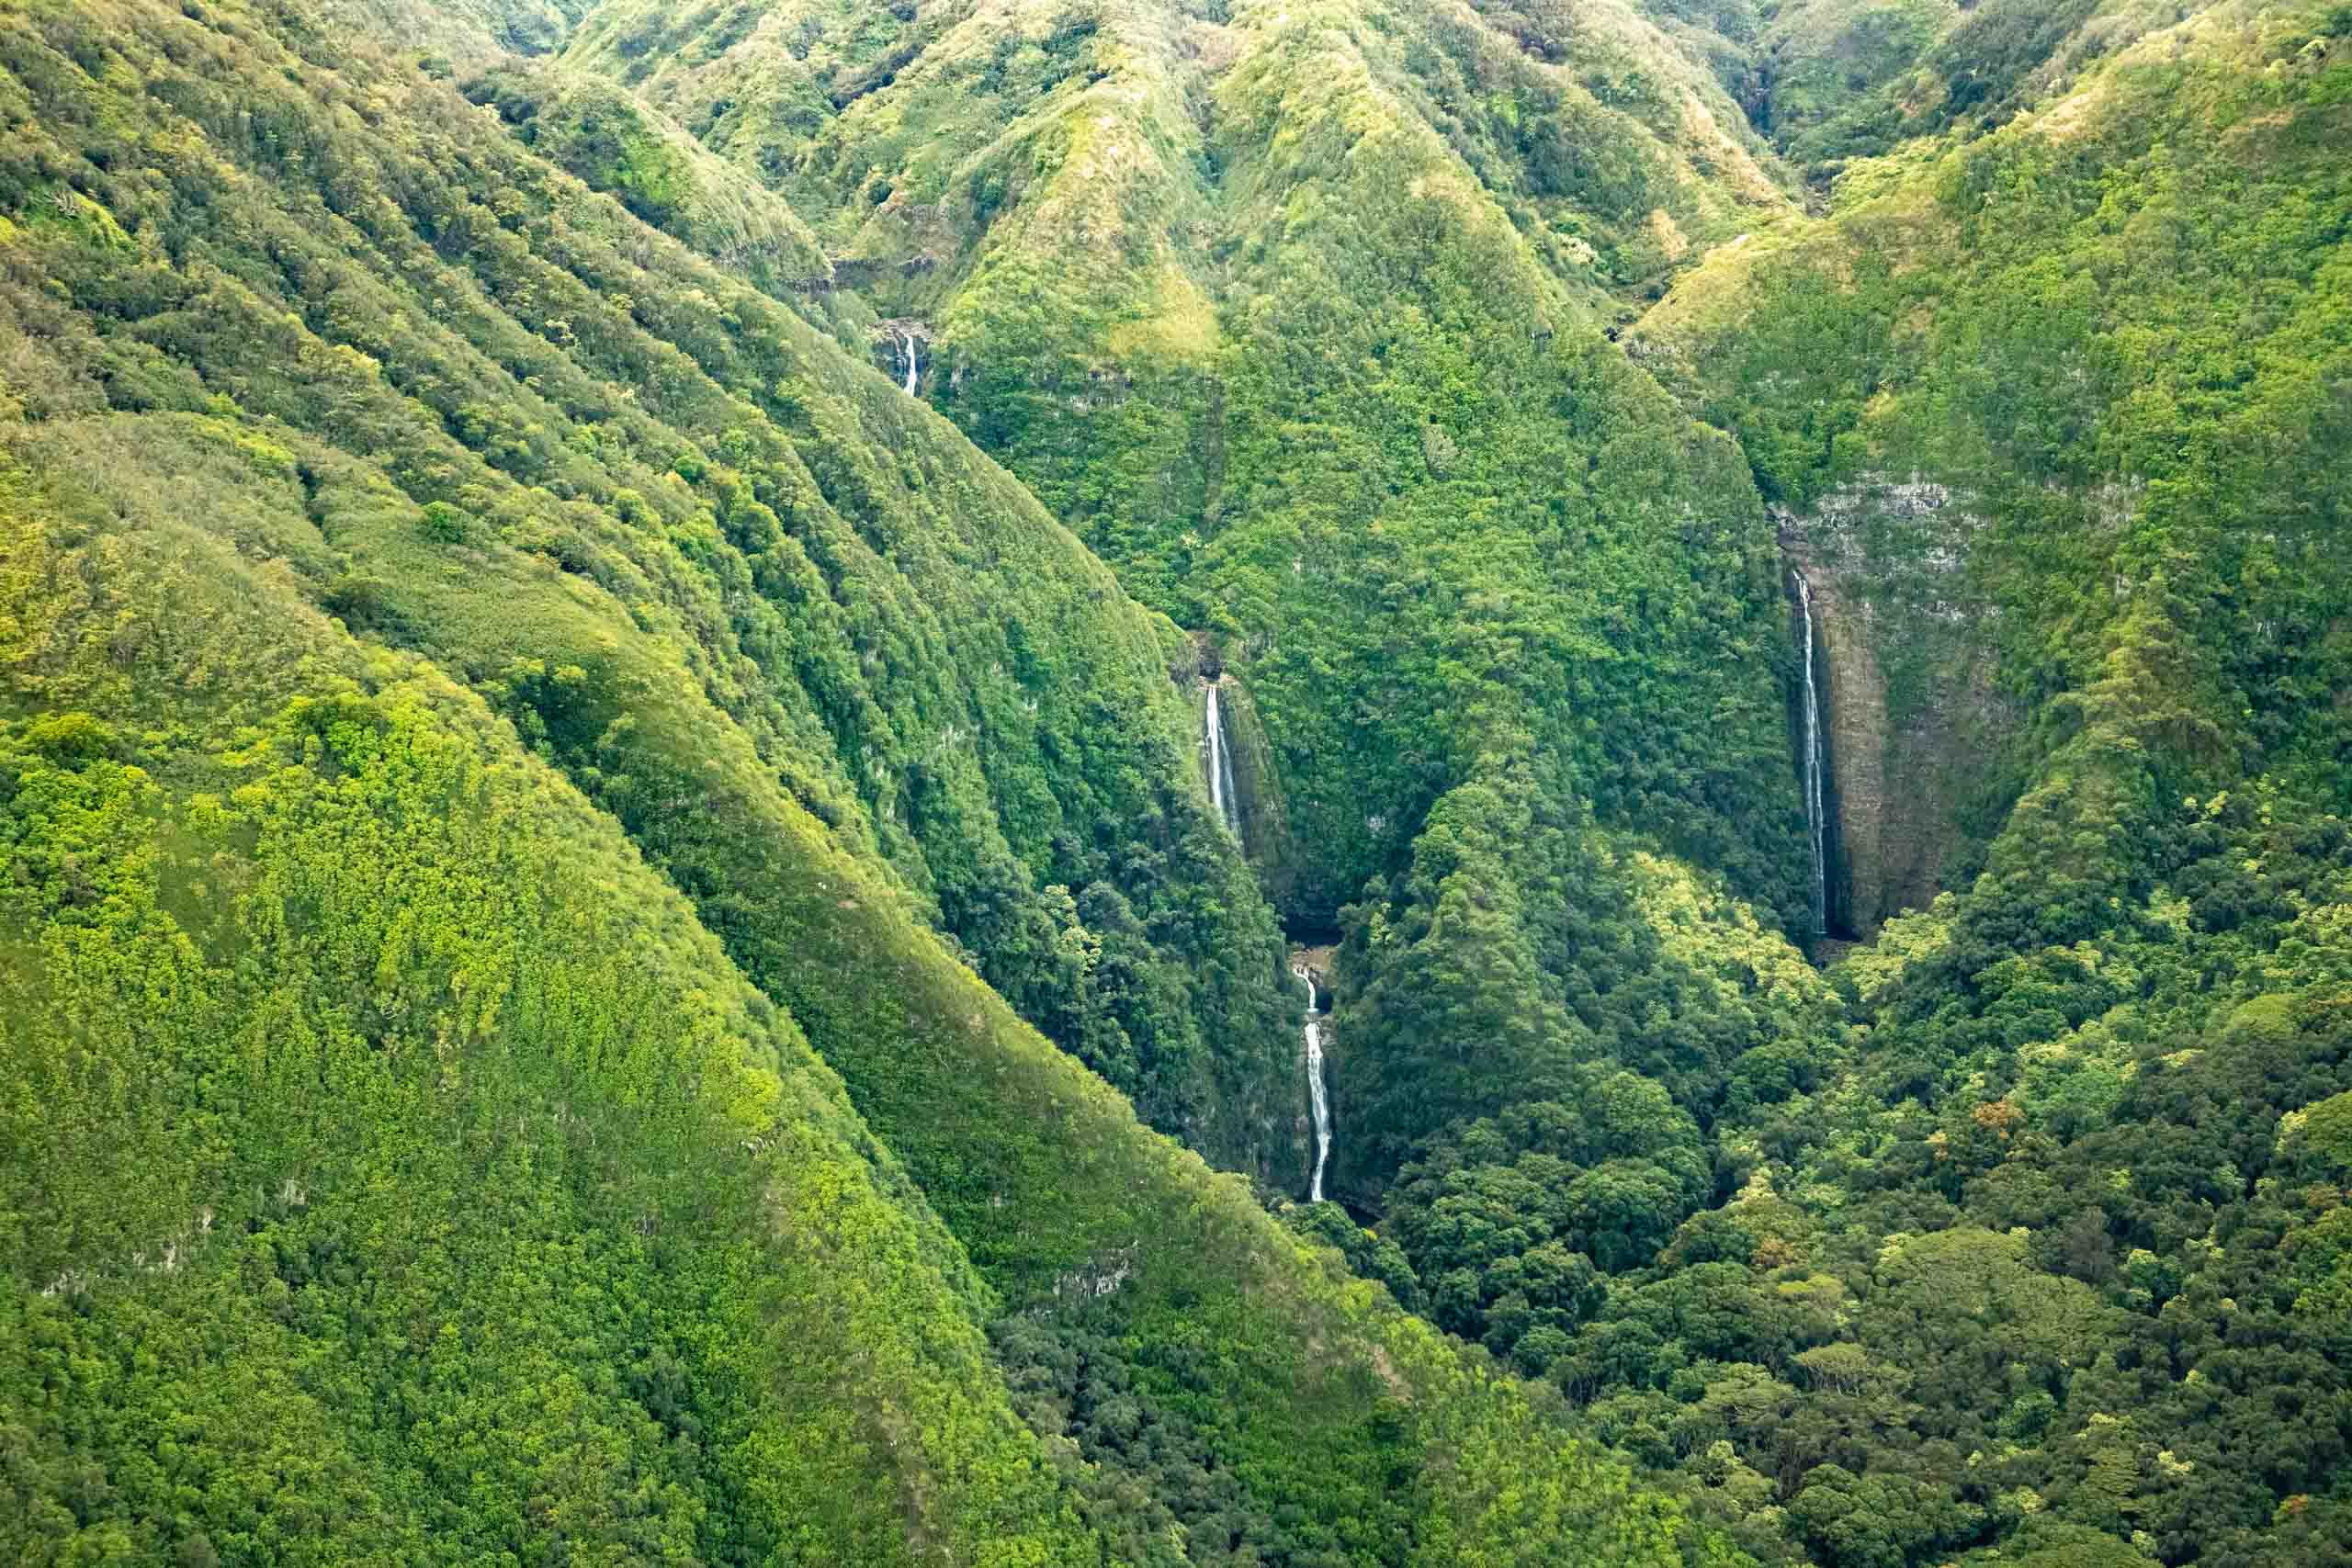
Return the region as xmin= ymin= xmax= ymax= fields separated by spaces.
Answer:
xmin=1782 ymin=479 xmax=2017 ymax=934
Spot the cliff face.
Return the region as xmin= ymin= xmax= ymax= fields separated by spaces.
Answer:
xmin=1182 ymin=637 xmax=1311 ymax=927
xmin=1214 ymin=676 xmax=1306 ymax=918
xmin=1782 ymin=479 xmax=2017 ymax=935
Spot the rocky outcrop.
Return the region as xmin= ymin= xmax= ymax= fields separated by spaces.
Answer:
xmin=1781 ymin=479 xmax=2018 ymax=936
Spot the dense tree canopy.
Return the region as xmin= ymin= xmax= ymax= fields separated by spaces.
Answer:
xmin=5 ymin=0 xmax=2349 ymax=1563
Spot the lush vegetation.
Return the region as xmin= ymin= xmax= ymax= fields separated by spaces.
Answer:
xmin=560 ymin=0 xmax=1817 ymax=932
xmin=0 ymin=0 xmax=1779 ymax=1561
xmin=0 ymin=0 xmax=1309 ymax=1176
xmin=0 ymin=452 xmax=1090 ymax=1564
xmin=6 ymin=0 xmax=2351 ymax=1563
xmin=1328 ymin=6 xmax=2352 ymax=1566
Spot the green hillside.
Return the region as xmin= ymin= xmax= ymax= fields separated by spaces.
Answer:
xmin=6 ymin=0 xmax=2352 ymax=1564
xmin=0 ymin=0 xmax=1310 ymax=1176
xmin=560 ymin=0 xmax=1817 ymax=934
xmin=0 ymin=0 xmax=1758 ymax=1562
xmin=0 ymin=445 xmax=1092 ymax=1564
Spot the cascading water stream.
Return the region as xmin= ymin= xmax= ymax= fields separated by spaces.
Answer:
xmin=1794 ymin=570 xmax=1827 ymax=936
xmin=1204 ymin=684 xmax=1241 ymax=839
xmin=900 ymin=330 xmax=920 ymax=397
xmin=1294 ymin=964 xmax=1332 ymax=1202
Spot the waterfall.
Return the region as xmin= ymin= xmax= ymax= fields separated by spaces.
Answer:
xmin=1294 ymin=964 xmax=1332 ymax=1202
xmin=900 ymin=330 xmax=920 ymax=397
xmin=1204 ymin=684 xmax=1241 ymax=839
xmin=1794 ymin=570 xmax=1827 ymax=936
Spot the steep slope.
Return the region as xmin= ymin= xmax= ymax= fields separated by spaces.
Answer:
xmin=1634 ymin=0 xmax=2352 ymax=933
xmin=1352 ymin=4 xmax=2352 ymax=1543
xmin=462 ymin=61 xmax=836 ymax=293
xmin=0 ymin=0 xmax=1304 ymax=1175
xmin=1636 ymin=0 xmax=2237 ymax=182
xmin=0 ymin=441 xmax=1090 ymax=1565
xmin=0 ymin=0 xmax=1766 ymax=1561
xmin=1473 ymin=6 xmax=2352 ymax=1563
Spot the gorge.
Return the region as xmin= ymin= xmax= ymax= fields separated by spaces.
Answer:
xmin=4 ymin=1 xmax=2349 ymax=1566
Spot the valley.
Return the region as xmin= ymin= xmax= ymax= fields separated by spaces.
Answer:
xmin=3 ymin=0 xmax=2348 ymax=1564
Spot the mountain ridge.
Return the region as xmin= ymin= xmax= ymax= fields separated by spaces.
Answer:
xmin=6 ymin=0 xmax=2351 ymax=1562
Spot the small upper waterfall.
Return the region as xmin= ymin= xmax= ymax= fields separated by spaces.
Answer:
xmin=1204 ymin=683 xmax=1241 ymax=839
xmin=1294 ymin=963 xmax=1332 ymax=1202
xmin=899 ymin=329 xmax=920 ymax=397
xmin=1794 ymin=569 xmax=1827 ymax=936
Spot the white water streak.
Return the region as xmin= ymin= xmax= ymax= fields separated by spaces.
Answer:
xmin=1795 ymin=570 xmax=1826 ymax=935
xmin=1205 ymin=684 xmax=1240 ymax=838
xmin=1295 ymin=964 xmax=1331 ymax=1202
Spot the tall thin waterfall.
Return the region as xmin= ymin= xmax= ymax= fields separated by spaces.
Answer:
xmin=899 ymin=330 xmax=920 ymax=397
xmin=1794 ymin=570 xmax=1827 ymax=935
xmin=1294 ymin=964 xmax=1332 ymax=1202
xmin=1204 ymin=684 xmax=1241 ymax=839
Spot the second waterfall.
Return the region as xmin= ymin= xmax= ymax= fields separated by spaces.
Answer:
xmin=1793 ymin=569 xmax=1828 ymax=936
xmin=1294 ymin=964 xmax=1332 ymax=1202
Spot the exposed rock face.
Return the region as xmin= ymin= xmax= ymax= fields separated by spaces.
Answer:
xmin=1184 ymin=660 xmax=1305 ymax=915
xmin=1214 ymin=678 xmax=1302 ymax=907
xmin=1781 ymin=479 xmax=2018 ymax=936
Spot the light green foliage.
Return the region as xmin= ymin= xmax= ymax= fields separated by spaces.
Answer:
xmin=2295 ymin=1089 xmax=2352 ymax=1171
xmin=0 ymin=467 xmax=1088 ymax=1566
xmin=1641 ymin=0 xmax=2352 ymax=766
xmin=460 ymin=62 xmax=836 ymax=292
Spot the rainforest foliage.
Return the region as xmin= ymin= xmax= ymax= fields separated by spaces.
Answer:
xmin=5 ymin=0 xmax=2351 ymax=1565
xmin=0 ymin=0 xmax=1751 ymax=1562
xmin=1320 ymin=5 xmax=2352 ymax=1565
xmin=0 ymin=0 xmax=1303 ymax=1177
xmin=560 ymin=0 xmax=1816 ymax=929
